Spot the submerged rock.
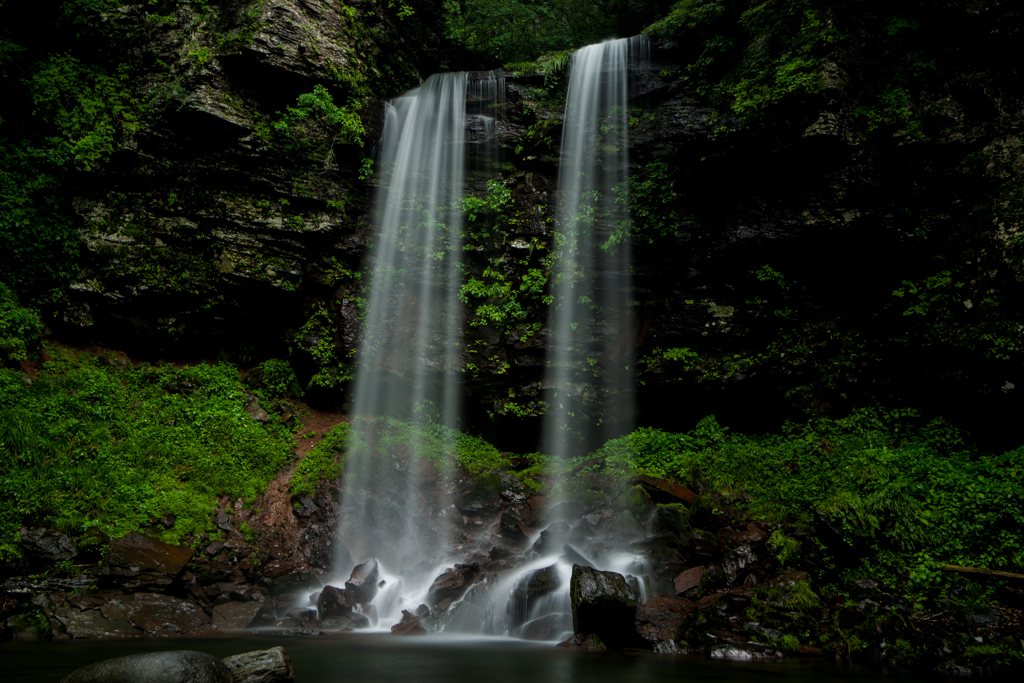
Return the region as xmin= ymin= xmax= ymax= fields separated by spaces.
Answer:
xmin=60 ymin=651 xmax=232 ymax=683
xmin=222 ymin=647 xmax=294 ymax=683
xmin=569 ymin=565 xmax=639 ymax=649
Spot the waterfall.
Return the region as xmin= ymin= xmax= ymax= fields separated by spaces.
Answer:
xmin=544 ymin=37 xmax=644 ymax=504
xmin=335 ymin=72 xmax=469 ymax=627
xmin=475 ymin=36 xmax=649 ymax=642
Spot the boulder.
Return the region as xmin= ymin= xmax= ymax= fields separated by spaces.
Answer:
xmin=316 ymin=585 xmax=350 ymax=618
xmin=130 ymin=594 xmax=213 ymax=635
xmin=722 ymin=546 xmax=755 ymax=585
xmin=211 ymin=602 xmax=263 ymax=631
xmin=99 ymin=532 xmax=193 ymax=591
xmin=221 ymin=647 xmax=294 ymax=683
xmin=60 ymin=651 xmax=232 ymax=683
xmin=21 ymin=527 xmax=77 ymax=562
xmin=426 ymin=563 xmax=479 ymax=607
xmin=507 ymin=564 xmax=561 ymax=630
xmin=344 ymin=559 xmax=379 ymax=606
xmin=634 ymin=594 xmax=696 ymax=647
xmin=630 ymin=476 xmax=697 ymax=505
xmin=569 ymin=565 xmax=640 ymax=649
xmin=556 ymin=634 xmax=606 ymax=651
xmin=673 ymin=566 xmax=704 ymax=596
xmin=497 ymin=508 xmax=529 ymax=544
xmin=390 ymin=609 xmax=426 ymax=636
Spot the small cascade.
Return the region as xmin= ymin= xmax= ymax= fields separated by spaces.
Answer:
xmin=335 ymin=72 xmax=469 ymax=628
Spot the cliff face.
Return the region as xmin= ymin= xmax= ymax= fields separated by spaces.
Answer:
xmin=17 ymin=0 xmax=1023 ymax=451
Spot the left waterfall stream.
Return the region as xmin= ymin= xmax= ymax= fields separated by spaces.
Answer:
xmin=316 ymin=71 xmax=495 ymax=634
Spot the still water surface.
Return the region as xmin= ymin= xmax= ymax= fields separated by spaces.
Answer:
xmin=2 ymin=633 xmax=950 ymax=683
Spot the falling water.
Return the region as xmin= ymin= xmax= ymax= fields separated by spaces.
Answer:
xmin=335 ymin=72 xmax=469 ymax=627
xmin=481 ymin=36 xmax=649 ymax=641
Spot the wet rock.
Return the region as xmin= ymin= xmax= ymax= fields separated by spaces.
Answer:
xmin=520 ymin=613 xmax=572 ymax=641
xmin=721 ymin=545 xmax=755 ymax=585
xmin=51 ymin=602 xmax=142 ymax=638
xmin=560 ymin=543 xmax=593 ymax=568
xmin=291 ymin=495 xmax=319 ymax=518
xmin=285 ymin=607 xmax=316 ymax=624
xmin=507 ymin=564 xmax=562 ymax=630
xmin=262 ymin=573 xmax=312 ymax=596
xmin=569 ymin=565 xmax=640 ymax=649
xmin=635 ymin=594 xmax=696 ymax=647
xmin=498 ymin=508 xmax=529 ymax=544
xmin=245 ymin=396 xmax=270 ymax=423
xmin=60 ymin=651 xmax=232 ymax=683
xmin=390 ymin=609 xmax=426 ymax=636
xmin=21 ymin=527 xmax=77 ymax=563
xmin=673 ymin=566 xmax=704 ymax=596
xmin=556 ymin=633 xmax=606 ymax=651
xmin=99 ymin=532 xmax=193 ymax=591
xmin=533 ymin=521 xmax=569 ymax=555
xmin=630 ymin=475 xmax=697 ymax=505
xmin=499 ymin=471 xmax=526 ymax=504
xmin=774 ymin=570 xmax=810 ymax=587
xmin=316 ymin=585 xmax=350 ymax=618
xmin=4 ymin=575 xmax=93 ymax=595
xmin=130 ymin=593 xmax=214 ymax=635
xmin=216 ymin=511 xmax=232 ymax=532
xmin=222 ymin=647 xmax=294 ymax=683
xmin=345 ymin=559 xmax=380 ymax=606
xmin=426 ymin=562 xmax=480 ymax=607
xmin=211 ymin=602 xmax=263 ymax=631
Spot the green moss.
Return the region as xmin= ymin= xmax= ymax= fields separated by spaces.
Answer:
xmin=0 ymin=348 xmax=293 ymax=560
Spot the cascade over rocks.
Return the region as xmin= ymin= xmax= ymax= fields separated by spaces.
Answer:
xmin=426 ymin=563 xmax=480 ymax=607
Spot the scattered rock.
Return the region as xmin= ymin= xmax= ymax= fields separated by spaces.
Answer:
xmin=673 ymin=566 xmax=704 ymax=596
xmin=557 ymin=633 xmax=606 ymax=651
xmin=21 ymin=527 xmax=77 ymax=563
xmin=569 ymin=565 xmax=640 ymax=649
xmin=60 ymin=651 xmax=232 ymax=683
xmin=635 ymin=594 xmax=696 ymax=647
xmin=212 ymin=602 xmax=263 ymax=631
xmin=390 ymin=609 xmax=426 ymax=636
xmin=221 ymin=646 xmax=294 ymax=683
xmin=345 ymin=559 xmax=380 ymax=606
xmin=99 ymin=532 xmax=193 ymax=591
xmin=316 ymin=586 xmax=350 ymax=618
xmin=426 ymin=563 xmax=480 ymax=607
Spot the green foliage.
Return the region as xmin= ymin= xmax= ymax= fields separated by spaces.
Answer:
xmin=272 ymin=85 xmax=366 ymax=147
xmin=290 ymin=422 xmax=350 ymax=495
xmin=0 ymin=349 xmax=292 ymax=560
xmin=291 ymin=307 xmax=353 ymax=390
xmin=590 ymin=409 xmax=1024 ymax=579
xmin=0 ymin=284 xmax=44 ymax=363
xmin=251 ymin=359 xmax=301 ymax=400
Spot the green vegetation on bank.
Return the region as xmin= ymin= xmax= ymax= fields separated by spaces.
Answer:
xmin=587 ymin=410 xmax=1024 ymax=583
xmin=0 ymin=347 xmax=294 ymax=561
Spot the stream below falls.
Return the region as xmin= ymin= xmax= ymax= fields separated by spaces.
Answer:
xmin=2 ymin=634 xmax=955 ymax=683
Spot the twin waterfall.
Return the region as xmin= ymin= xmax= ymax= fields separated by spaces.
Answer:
xmin=328 ymin=38 xmax=650 ymax=638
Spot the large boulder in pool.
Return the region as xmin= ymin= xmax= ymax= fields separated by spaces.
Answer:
xmin=569 ymin=565 xmax=639 ymax=649
xmin=60 ymin=651 xmax=231 ymax=683
xmin=222 ymin=647 xmax=294 ymax=683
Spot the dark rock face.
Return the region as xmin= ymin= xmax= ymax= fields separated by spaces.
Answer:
xmin=344 ymin=559 xmax=380 ymax=606
xmin=426 ymin=563 xmax=480 ymax=607
xmin=390 ymin=609 xmax=427 ymax=636
xmin=21 ymin=528 xmax=77 ymax=563
xmin=673 ymin=566 xmax=703 ymax=596
xmin=221 ymin=647 xmax=294 ymax=683
xmin=211 ymin=602 xmax=262 ymax=631
xmin=98 ymin=532 xmax=193 ymax=591
xmin=635 ymin=594 xmax=696 ymax=647
xmin=569 ymin=565 xmax=640 ymax=650
xmin=316 ymin=585 xmax=350 ymax=618
xmin=60 ymin=651 xmax=232 ymax=683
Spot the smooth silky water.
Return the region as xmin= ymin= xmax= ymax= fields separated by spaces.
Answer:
xmin=1 ymin=635 xmax=948 ymax=683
